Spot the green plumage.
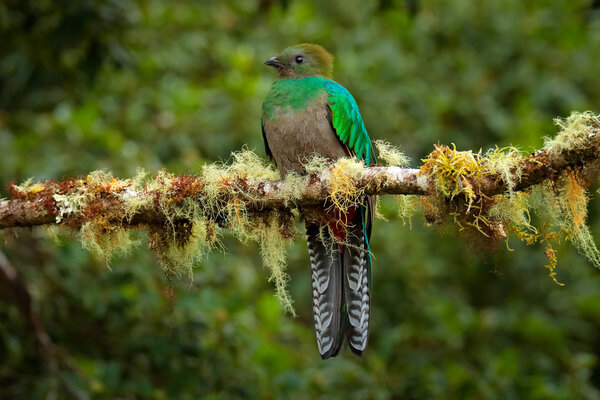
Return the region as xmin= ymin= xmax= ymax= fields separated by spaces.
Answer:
xmin=323 ymin=80 xmax=376 ymax=164
xmin=262 ymin=77 xmax=376 ymax=166
xmin=261 ymin=78 xmax=325 ymax=120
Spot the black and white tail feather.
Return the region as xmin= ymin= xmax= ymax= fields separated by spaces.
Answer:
xmin=307 ymin=223 xmax=344 ymax=358
xmin=343 ymin=217 xmax=371 ymax=355
xmin=305 ymin=198 xmax=372 ymax=359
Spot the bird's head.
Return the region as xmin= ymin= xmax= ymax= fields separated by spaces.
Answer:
xmin=264 ymin=43 xmax=334 ymax=79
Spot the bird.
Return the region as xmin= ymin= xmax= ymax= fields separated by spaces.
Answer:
xmin=261 ymin=43 xmax=376 ymax=358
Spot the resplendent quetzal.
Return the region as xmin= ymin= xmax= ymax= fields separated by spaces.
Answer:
xmin=261 ymin=44 xmax=376 ymax=358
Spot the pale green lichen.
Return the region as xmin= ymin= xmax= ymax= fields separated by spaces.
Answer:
xmin=483 ymin=146 xmax=523 ymax=196
xmin=278 ymin=172 xmax=306 ymax=205
xmin=202 ymin=149 xmax=279 ymax=194
xmin=80 ymin=221 xmax=139 ymax=263
xmin=487 ymin=193 xmax=537 ymax=247
xmin=395 ymin=196 xmax=417 ymax=227
xmin=374 ymin=139 xmax=410 ymax=167
xmin=54 ymin=193 xmax=87 ymax=223
xmin=303 ymin=155 xmax=332 ymax=175
xmin=256 ymin=211 xmax=296 ymax=316
xmin=122 ymin=168 xmax=152 ymax=222
xmin=374 ymin=140 xmax=414 ymax=224
xmin=40 ymin=225 xmax=63 ymax=245
xmin=149 ymin=217 xmax=211 ymax=278
xmin=544 ymin=111 xmax=600 ymax=156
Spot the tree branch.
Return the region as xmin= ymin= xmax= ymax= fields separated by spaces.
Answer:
xmin=0 ymin=113 xmax=599 ymax=230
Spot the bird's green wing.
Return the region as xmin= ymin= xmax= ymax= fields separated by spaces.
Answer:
xmin=324 ymin=80 xmax=376 ymax=165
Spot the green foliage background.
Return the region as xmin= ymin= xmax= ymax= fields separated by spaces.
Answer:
xmin=2 ymin=0 xmax=600 ymax=398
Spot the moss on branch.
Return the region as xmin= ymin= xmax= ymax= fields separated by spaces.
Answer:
xmin=1 ymin=111 xmax=600 ymax=312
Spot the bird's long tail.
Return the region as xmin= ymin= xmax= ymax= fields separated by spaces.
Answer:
xmin=306 ymin=222 xmax=344 ymax=359
xmin=343 ymin=202 xmax=372 ymax=356
xmin=306 ymin=196 xmax=373 ymax=358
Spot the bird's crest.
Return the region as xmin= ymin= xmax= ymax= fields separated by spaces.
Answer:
xmin=265 ymin=43 xmax=334 ymax=79
xmin=291 ymin=43 xmax=334 ymax=78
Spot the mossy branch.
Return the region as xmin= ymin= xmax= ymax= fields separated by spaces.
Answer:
xmin=0 ymin=167 xmax=422 ymax=229
xmin=1 ymin=118 xmax=599 ymax=230
xmin=1 ymin=112 xmax=599 ymax=313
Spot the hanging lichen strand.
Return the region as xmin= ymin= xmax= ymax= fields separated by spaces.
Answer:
xmin=2 ymin=112 xmax=599 ymax=312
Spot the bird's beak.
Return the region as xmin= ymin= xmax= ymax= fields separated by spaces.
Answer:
xmin=264 ymin=56 xmax=283 ymax=68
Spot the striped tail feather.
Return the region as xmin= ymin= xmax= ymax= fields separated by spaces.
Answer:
xmin=343 ymin=201 xmax=372 ymax=356
xmin=306 ymin=222 xmax=344 ymax=359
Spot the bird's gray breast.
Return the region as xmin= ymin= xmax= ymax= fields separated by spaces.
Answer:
xmin=262 ymin=95 xmax=348 ymax=177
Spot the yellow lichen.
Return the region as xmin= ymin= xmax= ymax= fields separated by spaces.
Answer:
xmin=544 ymin=243 xmax=564 ymax=286
xmin=420 ymin=144 xmax=483 ymax=201
xmin=328 ymin=157 xmax=366 ymax=218
xmin=10 ymin=178 xmax=34 ymax=196
xmin=551 ymin=172 xmax=600 ymax=268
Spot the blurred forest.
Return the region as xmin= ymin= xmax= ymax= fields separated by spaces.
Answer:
xmin=2 ymin=0 xmax=600 ymax=399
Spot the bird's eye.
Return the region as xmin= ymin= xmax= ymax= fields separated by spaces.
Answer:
xmin=295 ymin=55 xmax=304 ymax=63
